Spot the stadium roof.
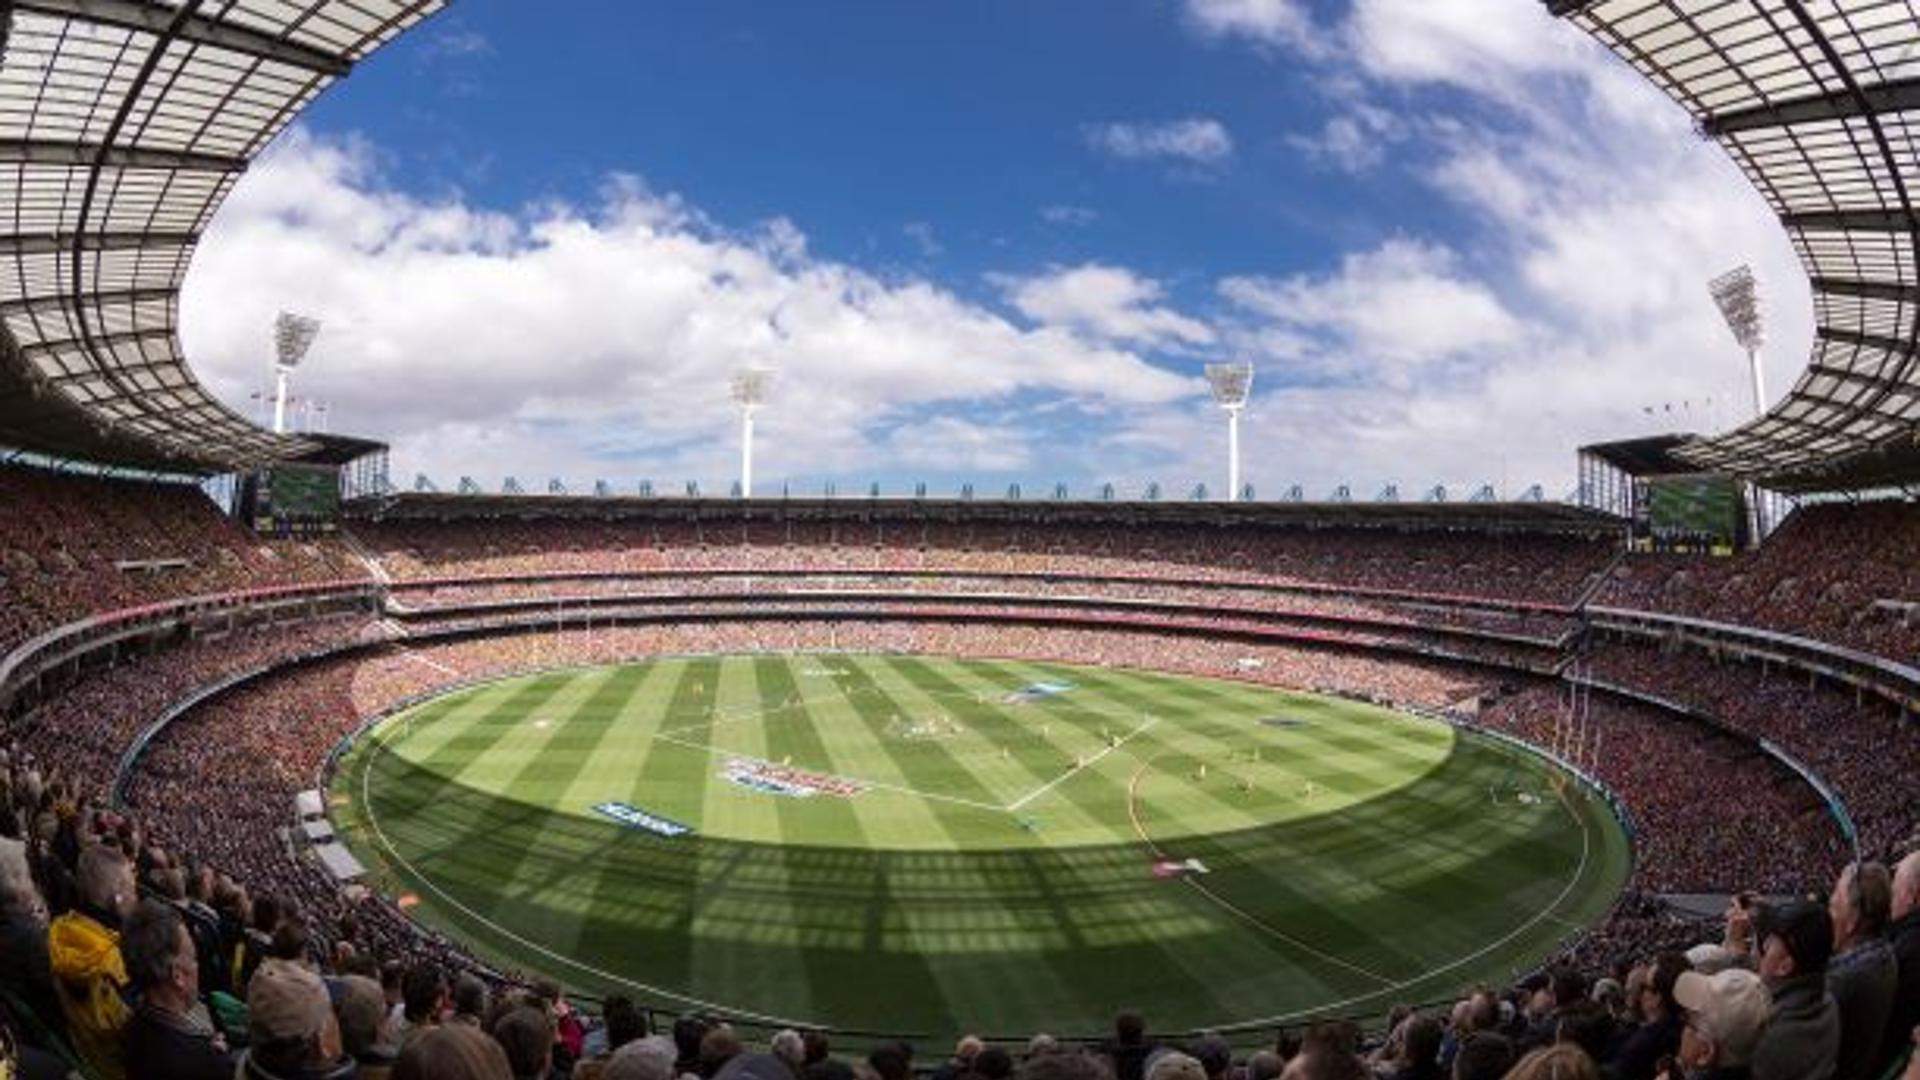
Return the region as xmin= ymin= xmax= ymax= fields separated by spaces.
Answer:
xmin=1578 ymin=434 xmax=1708 ymax=477
xmin=1548 ymin=0 xmax=1920 ymax=495
xmin=0 ymin=1 xmax=442 ymax=474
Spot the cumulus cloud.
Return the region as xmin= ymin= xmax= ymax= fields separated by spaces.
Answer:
xmin=1220 ymin=240 xmax=1523 ymax=379
xmin=1176 ymin=0 xmax=1811 ymax=495
xmin=182 ymin=132 xmax=1197 ymax=488
xmin=993 ymin=263 xmax=1217 ymax=349
xmin=1082 ymin=118 xmax=1235 ymax=165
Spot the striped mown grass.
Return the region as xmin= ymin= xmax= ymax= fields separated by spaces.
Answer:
xmin=331 ymin=653 xmax=1631 ymax=1040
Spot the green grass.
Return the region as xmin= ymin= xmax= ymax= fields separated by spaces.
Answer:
xmin=330 ymin=653 xmax=1631 ymax=1040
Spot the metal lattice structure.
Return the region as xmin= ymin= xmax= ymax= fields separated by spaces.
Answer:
xmin=0 ymin=1 xmax=444 ymax=473
xmin=1548 ymin=0 xmax=1920 ymax=494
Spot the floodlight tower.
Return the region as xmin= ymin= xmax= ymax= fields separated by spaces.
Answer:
xmin=271 ymin=312 xmax=321 ymax=435
xmin=1708 ymin=266 xmax=1766 ymax=416
xmin=730 ymin=368 xmax=773 ymax=498
xmin=1205 ymin=362 xmax=1254 ymax=502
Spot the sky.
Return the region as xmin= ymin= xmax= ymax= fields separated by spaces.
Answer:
xmin=179 ymin=0 xmax=1812 ymax=499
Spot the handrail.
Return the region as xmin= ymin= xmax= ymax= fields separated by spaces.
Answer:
xmin=384 ymin=566 xmax=1582 ymax=617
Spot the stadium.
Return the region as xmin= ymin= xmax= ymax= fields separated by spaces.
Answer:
xmin=0 ymin=3 xmax=1917 ymax=1080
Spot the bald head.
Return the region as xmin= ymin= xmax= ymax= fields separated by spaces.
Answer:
xmin=1894 ymin=852 xmax=1920 ymax=921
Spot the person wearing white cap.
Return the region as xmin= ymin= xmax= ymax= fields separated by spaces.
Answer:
xmin=1672 ymin=969 xmax=1773 ymax=1080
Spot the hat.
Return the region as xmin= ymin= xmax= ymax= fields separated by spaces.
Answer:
xmin=249 ymin=958 xmax=334 ymax=1045
xmin=1685 ymin=943 xmax=1736 ymax=975
xmin=1674 ymin=969 xmax=1771 ymax=1065
xmin=1757 ymin=899 xmax=1833 ymax=974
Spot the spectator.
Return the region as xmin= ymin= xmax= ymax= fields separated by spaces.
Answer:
xmin=1611 ymin=953 xmax=1688 ymax=1080
xmin=1145 ymin=1052 xmax=1204 ymax=1080
xmin=934 ymin=1036 xmax=985 ymax=1080
xmin=491 ymin=1006 xmax=554 ymax=1080
xmin=336 ymin=975 xmax=399 ymax=1080
xmin=1448 ymin=1034 xmax=1511 ymax=1080
xmin=1506 ymin=1046 xmax=1597 ymax=1080
xmin=0 ymin=837 xmax=57 ymax=1031
xmin=393 ymin=1023 xmax=513 ymax=1080
xmin=672 ymin=1015 xmax=712 ymax=1077
xmin=1670 ymin=969 xmax=1771 ymax=1080
xmin=121 ymin=899 xmax=234 ymax=1080
xmin=240 ymin=958 xmax=354 ymax=1080
xmin=1828 ymin=863 xmax=1899 ymax=1080
xmin=1746 ymin=900 xmax=1841 ymax=1080
xmin=1382 ymin=1015 xmax=1443 ymax=1080
xmin=869 ymin=1041 xmax=914 ymax=1080
xmin=393 ymin=963 xmax=447 ymax=1047
xmin=603 ymin=1037 xmax=678 ymax=1080
xmin=1103 ymin=1012 xmax=1155 ymax=1080
xmin=49 ymin=842 xmax=137 ymax=1080
xmin=1888 ymin=853 xmax=1920 ymax=1072
xmin=701 ymin=1025 xmax=746 ymax=1079
xmin=771 ymin=1030 xmax=807 ymax=1072
xmin=451 ymin=975 xmax=490 ymax=1028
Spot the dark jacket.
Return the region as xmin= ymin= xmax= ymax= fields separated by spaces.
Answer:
xmin=1828 ymin=937 xmax=1899 ymax=1080
xmin=122 ymin=1003 xmax=236 ymax=1080
xmin=1609 ymin=1012 xmax=1681 ymax=1080
xmin=1885 ymin=910 xmax=1920 ymax=1073
xmin=1752 ymin=972 xmax=1840 ymax=1080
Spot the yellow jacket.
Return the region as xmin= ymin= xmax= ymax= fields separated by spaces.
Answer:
xmin=48 ymin=910 xmax=130 ymax=1080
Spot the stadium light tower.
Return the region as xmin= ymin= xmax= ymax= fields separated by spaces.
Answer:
xmin=731 ymin=368 xmax=773 ymax=498
xmin=271 ymin=312 xmax=321 ymax=435
xmin=1708 ymin=266 xmax=1766 ymax=416
xmin=1205 ymin=362 xmax=1254 ymax=502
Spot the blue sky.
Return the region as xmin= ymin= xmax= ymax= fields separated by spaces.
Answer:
xmin=183 ymin=0 xmax=1808 ymax=497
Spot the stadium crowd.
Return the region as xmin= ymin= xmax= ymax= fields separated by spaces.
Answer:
xmin=0 ymin=468 xmax=367 ymax=656
xmin=354 ymin=518 xmax=1613 ymax=607
xmin=1601 ymin=502 xmax=1920 ymax=666
xmin=1580 ymin=642 xmax=1920 ymax=863
xmin=1473 ymin=686 xmax=1849 ymax=895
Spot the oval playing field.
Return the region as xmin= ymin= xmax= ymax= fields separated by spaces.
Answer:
xmin=329 ymin=653 xmax=1631 ymax=1038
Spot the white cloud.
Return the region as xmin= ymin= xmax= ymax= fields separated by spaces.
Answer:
xmin=1287 ymin=105 xmax=1400 ymax=173
xmin=1171 ymin=0 xmax=1812 ymax=495
xmin=182 ymin=131 xmax=1198 ymax=488
xmin=885 ymin=416 xmax=1032 ymax=473
xmin=1221 ymin=239 xmax=1522 ymax=380
xmin=993 ymin=263 xmax=1217 ymax=349
xmin=1040 ymin=205 xmax=1099 ymax=227
xmin=1082 ymin=118 xmax=1234 ymax=165
xmin=1183 ymin=0 xmax=1317 ymax=51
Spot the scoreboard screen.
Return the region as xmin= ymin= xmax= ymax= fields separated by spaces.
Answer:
xmin=1640 ymin=474 xmax=1744 ymax=546
xmin=252 ymin=465 xmax=340 ymax=530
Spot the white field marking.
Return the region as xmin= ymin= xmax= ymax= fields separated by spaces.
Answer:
xmin=355 ymin=727 xmax=822 ymax=1028
xmin=649 ymin=731 xmax=1011 ymax=814
xmin=1005 ymin=716 xmax=1161 ymax=812
xmin=400 ymin=649 xmax=460 ymax=677
xmin=1123 ymin=760 xmax=1398 ymax=987
xmin=1180 ymin=758 xmax=1601 ymax=1032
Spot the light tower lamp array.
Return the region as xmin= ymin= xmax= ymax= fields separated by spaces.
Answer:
xmin=271 ymin=312 xmax=322 ymax=436
xmin=1707 ymin=266 xmax=1766 ymax=418
xmin=1205 ymin=362 xmax=1255 ymax=502
xmin=731 ymin=368 xmax=774 ymax=498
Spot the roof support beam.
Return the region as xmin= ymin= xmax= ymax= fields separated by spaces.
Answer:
xmin=1818 ymin=327 xmax=1920 ymax=357
xmin=20 ymin=326 xmax=177 ymax=358
xmin=0 ymin=231 xmax=196 ymax=256
xmin=1701 ymin=76 xmax=1920 ymax=136
xmin=0 ymin=287 xmax=176 ymax=318
xmin=0 ymin=139 xmax=246 ymax=174
xmin=10 ymin=0 xmax=353 ymax=78
xmin=1811 ymin=278 xmax=1920 ymax=304
xmin=1782 ymin=208 xmax=1920 ymax=233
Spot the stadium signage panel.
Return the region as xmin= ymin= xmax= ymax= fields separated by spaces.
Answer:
xmin=591 ymin=801 xmax=693 ymax=837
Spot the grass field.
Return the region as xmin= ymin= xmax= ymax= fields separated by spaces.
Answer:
xmin=330 ymin=653 xmax=1630 ymax=1040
